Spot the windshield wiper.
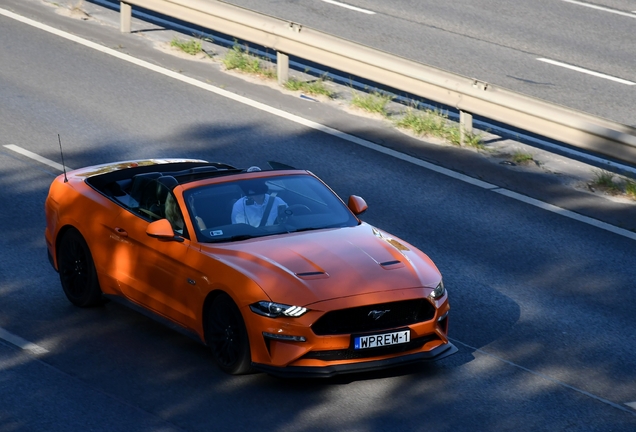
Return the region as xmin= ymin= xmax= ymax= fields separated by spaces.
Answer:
xmin=288 ymin=226 xmax=325 ymax=234
xmin=208 ymin=234 xmax=260 ymax=243
xmin=289 ymin=223 xmax=351 ymax=234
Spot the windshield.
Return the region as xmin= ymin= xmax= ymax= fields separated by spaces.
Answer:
xmin=183 ymin=174 xmax=359 ymax=243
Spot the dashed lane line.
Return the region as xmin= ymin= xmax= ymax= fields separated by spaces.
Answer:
xmin=537 ymin=58 xmax=635 ymax=85
xmin=561 ymin=0 xmax=636 ymax=19
xmin=5 ymin=4 xmax=636 ymax=419
xmin=2 ymin=7 xmax=636 ymax=243
xmin=0 ymin=327 xmax=49 ymax=355
xmin=320 ymin=0 xmax=376 ymax=14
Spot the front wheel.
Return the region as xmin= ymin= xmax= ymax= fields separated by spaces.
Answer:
xmin=57 ymin=228 xmax=103 ymax=307
xmin=205 ymin=293 xmax=253 ymax=375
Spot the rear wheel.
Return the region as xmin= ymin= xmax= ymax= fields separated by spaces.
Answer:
xmin=205 ymin=293 xmax=253 ymax=375
xmin=57 ymin=229 xmax=103 ymax=307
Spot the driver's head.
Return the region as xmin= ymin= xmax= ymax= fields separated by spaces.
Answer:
xmin=242 ymin=181 xmax=268 ymax=205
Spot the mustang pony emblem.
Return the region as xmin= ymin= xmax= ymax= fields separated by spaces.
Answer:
xmin=368 ymin=309 xmax=390 ymax=320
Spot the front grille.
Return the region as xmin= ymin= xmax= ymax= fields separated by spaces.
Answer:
xmin=311 ymin=299 xmax=435 ymax=336
xmin=301 ymin=334 xmax=439 ymax=361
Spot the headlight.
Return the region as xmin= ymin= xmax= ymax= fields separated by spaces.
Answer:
xmin=428 ymin=280 xmax=446 ymax=300
xmin=250 ymin=301 xmax=308 ymax=318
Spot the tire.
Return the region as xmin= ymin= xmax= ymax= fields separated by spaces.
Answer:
xmin=205 ymin=293 xmax=253 ymax=375
xmin=57 ymin=228 xmax=103 ymax=307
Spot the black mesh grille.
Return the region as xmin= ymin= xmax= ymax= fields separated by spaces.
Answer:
xmin=311 ymin=299 xmax=436 ymax=336
xmin=301 ymin=334 xmax=440 ymax=361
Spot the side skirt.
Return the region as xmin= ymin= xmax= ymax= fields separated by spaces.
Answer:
xmin=103 ymin=294 xmax=205 ymax=345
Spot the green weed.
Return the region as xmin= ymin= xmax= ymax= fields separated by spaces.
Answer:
xmin=592 ymin=169 xmax=617 ymax=189
xmin=396 ymin=109 xmax=483 ymax=148
xmin=512 ymin=151 xmax=534 ymax=165
xmin=170 ymin=37 xmax=203 ymax=56
xmin=624 ymin=179 xmax=636 ymax=199
xmin=223 ymin=43 xmax=275 ymax=78
xmin=350 ymin=91 xmax=394 ymax=116
xmin=284 ymin=78 xmax=335 ymax=98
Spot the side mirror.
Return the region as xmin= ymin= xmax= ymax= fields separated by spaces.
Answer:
xmin=348 ymin=195 xmax=368 ymax=215
xmin=146 ymin=219 xmax=184 ymax=242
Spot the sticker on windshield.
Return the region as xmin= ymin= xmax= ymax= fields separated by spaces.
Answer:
xmin=209 ymin=230 xmax=223 ymax=236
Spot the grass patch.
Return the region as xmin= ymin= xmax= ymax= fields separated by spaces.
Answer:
xmin=223 ymin=43 xmax=276 ymax=79
xmin=512 ymin=151 xmax=534 ymax=165
xmin=397 ymin=109 xmax=449 ymax=136
xmin=170 ymin=37 xmax=204 ymax=56
xmin=592 ymin=169 xmax=617 ymax=189
xmin=396 ymin=109 xmax=483 ymax=148
xmin=591 ymin=169 xmax=636 ymax=200
xmin=591 ymin=169 xmax=624 ymax=195
xmin=624 ymin=179 xmax=636 ymax=199
xmin=444 ymin=126 xmax=483 ymax=148
xmin=350 ymin=91 xmax=394 ymax=116
xmin=284 ymin=78 xmax=335 ymax=98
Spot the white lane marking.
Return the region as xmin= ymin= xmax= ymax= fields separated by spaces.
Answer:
xmin=2 ymin=9 xmax=636 ymax=242
xmin=320 ymin=0 xmax=376 ymax=14
xmin=450 ymin=338 xmax=636 ymax=416
xmin=493 ymin=188 xmax=636 ymax=240
xmin=8 ymin=140 xmax=636 ymax=242
xmin=0 ymin=327 xmax=49 ymax=355
xmin=561 ymin=0 xmax=636 ymax=18
xmin=537 ymin=58 xmax=636 ymax=85
xmin=3 ymin=9 xmax=636 ymax=413
xmin=3 ymin=144 xmax=68 ymax=171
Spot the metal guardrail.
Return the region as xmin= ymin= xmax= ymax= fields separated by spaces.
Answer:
xmin=119 ymin=0 xmax=636 ymax=165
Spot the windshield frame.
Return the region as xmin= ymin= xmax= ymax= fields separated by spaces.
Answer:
xmin=181 ymin=172 xmax=360 ymax=244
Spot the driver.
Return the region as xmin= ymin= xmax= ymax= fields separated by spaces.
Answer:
xmin=231 ymin=181 xmax=287 ymax=227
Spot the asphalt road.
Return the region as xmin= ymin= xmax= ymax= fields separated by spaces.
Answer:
xmin=1 ymin=2 xmax=635 ymax=431
xmin=222 ymin=0 xmax=636 ymax=126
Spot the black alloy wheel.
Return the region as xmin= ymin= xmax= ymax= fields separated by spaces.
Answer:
xmin=205 ymin=293 xmax=253 ymax=375
xmin=57 ymin=228 xmax=103 ymax=307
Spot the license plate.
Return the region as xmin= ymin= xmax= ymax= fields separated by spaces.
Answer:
xmin=354 ymin=330 xmax=410 ymax=350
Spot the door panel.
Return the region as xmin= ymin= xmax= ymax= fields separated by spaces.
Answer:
xmin=110 ymin=210 xmax=204 ymax=330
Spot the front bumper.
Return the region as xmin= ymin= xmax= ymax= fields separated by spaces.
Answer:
xmin=252 ymin=341 xmax=458 ymax=378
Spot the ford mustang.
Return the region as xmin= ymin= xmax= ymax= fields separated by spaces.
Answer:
xmin=45 ymin=159 xmax=456 ymax=377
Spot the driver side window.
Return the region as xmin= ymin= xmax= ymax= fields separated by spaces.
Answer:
xmin=165 ymin=192 xmax=186 ymax=237
xmin=135 ymin=176 xmax=189 ymax=239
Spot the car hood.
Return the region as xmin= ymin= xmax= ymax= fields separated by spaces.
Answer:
xmin=201 ymin=223 xmax=441 ymax=306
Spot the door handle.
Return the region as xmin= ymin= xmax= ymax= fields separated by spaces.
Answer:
xmin=114 ymin=227 xmax=128 ymax=237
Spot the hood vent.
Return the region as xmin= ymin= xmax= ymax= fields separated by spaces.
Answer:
xmin=380 ymin=260 xmax=404 ymax=269
xmin=296 ymin=271 xmax=329 ymax=280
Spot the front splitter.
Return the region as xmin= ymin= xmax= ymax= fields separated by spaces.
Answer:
xmin=252 ymin=342 xmax=458 ymax=378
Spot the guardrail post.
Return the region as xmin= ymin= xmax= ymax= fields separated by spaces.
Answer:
xmin=460 ymin=110 xmax=473 ymax=146
xmin=120 ymin=2 xmax=132 ymax=33
xmin=277 ymin=51 xmax=289 ymax=85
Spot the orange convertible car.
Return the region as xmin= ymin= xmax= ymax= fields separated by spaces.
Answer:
xmin=45 ymin=159 xmax=456 ymax=377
